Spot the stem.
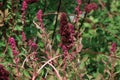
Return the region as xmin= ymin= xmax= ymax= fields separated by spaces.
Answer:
xmin=78 ymin=0 xmax=91 ymax=32
xmin=52 ymin=0 xmax=61 ymax=42
xmin=48 ymin=63 xmax=62 ymax=80
xmin=37 ymin=54 xmax=63 ymax=74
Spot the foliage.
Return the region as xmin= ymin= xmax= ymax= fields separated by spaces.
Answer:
xmin=0 ymin=0 xmax=120 ymax=80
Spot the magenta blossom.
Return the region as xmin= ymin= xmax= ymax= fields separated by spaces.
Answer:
xmin=85 ymin=3 xmax=98 ymax=13
xmin=31 ymin=42 xmax=37 ymax=51
xmin=0 ymin=64 xmax=9 ymax=80
xmin=28 ymin=40 xmax=37 ymax=51
xmin=22 ymin=31 xmax=26 ymax=42
xmin=60 ymin=13 xmax=75 ymax=53
xmin=8 ymin=37 xmax=19 ymax=56
xmin=21 ymin=1 xmax=28 ymax=11
xmin=75 ymin=0 xmax=82 ymax=22
xmin=25 ymin=0 xmax=38 ymax=3
xmin=21 ymin=0 xmax=28 ymax=24
xmin=36 ymin=10 xmax=44 ymax=28
xmin=110 ymin=42 xmax=117 ymax=53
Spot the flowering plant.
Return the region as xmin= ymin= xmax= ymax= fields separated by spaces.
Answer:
xmin=0 ymin=0 xmax=120 ymax=80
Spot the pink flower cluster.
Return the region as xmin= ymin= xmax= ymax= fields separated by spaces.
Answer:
xmin=8 ymin=37 xmax=19 ymax=57
xmin=0 ymin=2 xmax=3 ymax=7
xmin=36 ymin=10 xmax=44 ymax=28
xmin=21 ymin=1 xmax=28 ymax=23
xmin=110 ymin=42 xmax=117 ymax=53
xmin=0 ymin=64 xmax=9 ymax=80
xmin=22 ymin=31 xmax=26 ymax=42
xmin=25 ymin=0 xmax=38 ymax=3
xmin=85 ymin=3 xmax=98 ymax=13
xmin=28 ymin=40 xmax=37 ymax=51
xmin=75 ymin=0 xmax=82 ymax=22
xmin=21 ymin=0 xmax=38 ymax=23
xmin=60 ymin=13 xmax=75 ymax=54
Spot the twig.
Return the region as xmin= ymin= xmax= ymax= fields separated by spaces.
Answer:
xmin=37 ymin=54 xmax=63 ymax=74
xmin=78 ymin=0 xmax=91 ymax=32
xmin=48 ymin=63 xmax=62 ymax=80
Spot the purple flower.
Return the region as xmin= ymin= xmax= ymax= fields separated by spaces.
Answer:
xmin=0 ymin=2 xmax=3 ymax=7
xmin=25 ymin=0 xmax=38 ymax=3
xmin=21 ymin=1 xmax=28 ymax=11
xmin=60 ymin=13 xmax=75 ymax=53
xmin=8 ymin=37 xmax=19 ymax=57
xmin=22 ymin=31 xmax=26 ymax=42
xmin=85 ymin=3 xmax=98 ymax=13
xmin=8 ymin=37 xmax=15 ymax=44
xmin=110 ymin=42 xmax=117 ymax=53
xmin=36 ymin=10 xmax=44 ymax=28
xmin=31 ymin=42 xmax=37 ymax=51
xmin=75 ymin=0 xmax=82 ymax=22
xmin=77 ymin=0 xmax=82 ymax=5
xmin=0 ymin=64 xmax=9 ymax=80
xmin=21 ymin=0 xmax=28 ymax=24
xmin=28 ymin=40 xmax=37 ymax=51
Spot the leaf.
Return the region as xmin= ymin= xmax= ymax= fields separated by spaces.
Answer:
xmin=23 ymin=70 xmax=31 ymax=78
xmin=56 ymin=34 xmax=60 ymax=42
xmin=4 ymin=9 xmax=9 ymax=18
xmin=95 ymin=73 xmax=102 ymax=80
xmin=14 ymin=25 xmax=23 ymax=31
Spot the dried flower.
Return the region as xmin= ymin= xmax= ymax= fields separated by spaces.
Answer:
xmin=0 ymin=64 xmax=9 ymax=80
xmin=85 ymin=3 xmax=98 ymax=13
xmin=36 ymin=10 xmax=44 ymax=28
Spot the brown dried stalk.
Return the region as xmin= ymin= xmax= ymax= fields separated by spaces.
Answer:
xmin=37 ymin=54 xmax=63 ymax=74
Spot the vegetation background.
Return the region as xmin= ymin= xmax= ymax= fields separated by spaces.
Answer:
xmin=0 ymin=0 xmax=120 ymax=80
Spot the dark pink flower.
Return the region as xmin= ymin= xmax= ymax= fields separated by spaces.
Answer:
xmin=12 ymin=49 xmax=19 ymax=57
xmin=8 ymin=37 xmax=19 ymax=57
xmin=85 ymin=3 xmax=98 ymax=13
xmin=21 ymin=1 xmax=28 ymax=24
xmin=21 ymin=1 xmax=28 ymax=11
xmin=75 ymin=0 xmax=82 ymax=22
xmin=0 ymin=2 xmax=3 ymax=7
xmin=36 ymin=10 xmax=44 ymax=28
xmin=77 ymin=0 xmax=82 ymax=5
xmin=60 ymin=13 xmax=75 ymax=53
xmin=31 ymin=42 xmax=37 ymax=51
xmin=0 ymin=64 xmax=9 ymax=80
xmin=25 ymin=0 xmax=38 ymax=3
xmin=28 ymin=40 xmax=37 ymax=51
xmin=110 ymin=42 xmax=117 ymax=53
xmin=22 ymin=31 xmax=26 ymax=42
xmin=8 ymin=37 xmax=16 ymax=45
xmin=28 ymin=40 xmax=33 ymax=46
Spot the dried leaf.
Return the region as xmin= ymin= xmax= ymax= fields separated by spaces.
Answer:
xmin=95 ymin=73 xmax=102 ymax=80
xmin=0 ymin=23 xmax=4 ymax=27
xmin=4 ymin=9 xmax=9 ymax=18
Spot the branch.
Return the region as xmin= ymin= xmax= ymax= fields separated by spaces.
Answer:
xmin=37 ymin=54 xmax=63 ymax=74
xmin=48 ymin=63 xmax=62 ymax=80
